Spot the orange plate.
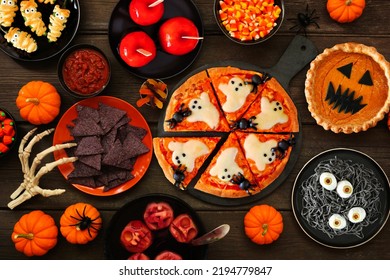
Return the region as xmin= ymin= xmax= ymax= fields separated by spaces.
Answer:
xmin=53 ymin=96 xmax=153 ymax=196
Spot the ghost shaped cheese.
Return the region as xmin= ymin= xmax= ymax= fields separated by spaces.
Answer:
xmin=168 ymin=140 xmax=209 ymax=172
xmin=209 ymin=147 xmax=243 ymax=181
xmin=255 ymin=97 xmax=288 ymax=130
xmin=243 ymin=134 xmax=277 ymax=171
xmin=218 ymin=77 xmax=253 ymax=113
xmin=187 ymin=92 xmax=220 ymax=129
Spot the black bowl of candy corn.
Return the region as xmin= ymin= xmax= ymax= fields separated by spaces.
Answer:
xmin=0 ymin=108 xmax=17 ymax=158
xmin=214 ymin=0 xmax=284 ymax=45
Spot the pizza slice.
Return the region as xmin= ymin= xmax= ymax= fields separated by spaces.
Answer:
xmin=164 ymin=70 xmax=229 ymax=132
xmin=235 ymin=131 xmax=295 ymax=190
xmin=207 ymin=66 xmax=269 ymax=125
xmin=153 ymin=136 xmax=221 ymax=190
xmin=233 ymin=78 xmax=299 ymax=133
xmin=193 ymin=132 xmax=259 ymax=198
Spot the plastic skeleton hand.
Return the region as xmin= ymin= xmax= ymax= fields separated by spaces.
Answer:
xmin=8 ymin=127 xmax=77 ymax=209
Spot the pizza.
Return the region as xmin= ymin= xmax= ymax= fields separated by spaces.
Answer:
xmin=164 ymin=70 xmax=230 ymax=132
xmin=153 ymin=137 xmax=221 ymax=189
xmin=236 ymin=78 xmax=299 ymax=133
xmin=207 ymin=66 xmax=269 ymax=125
xmin=235 ymin=132 xmax=294 ymax=190
xmin=155 ymin=65 xmax=299 ymax=199
xmin=194 ymin=132 xmax=258 ymax=198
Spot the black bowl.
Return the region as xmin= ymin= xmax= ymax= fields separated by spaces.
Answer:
xmin=214 ymin=0 xmax=284 ymax=45
xmin=0 ymin=107 xmax=17 ymax=158
xmin=104 ymin=193 xmax=208 ymax=260
xmin=57 ymin=44 xmax=111 ymax=99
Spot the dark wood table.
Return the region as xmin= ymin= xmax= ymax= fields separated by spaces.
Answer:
xmin=0 ymin=0 xmax=389 ymax=260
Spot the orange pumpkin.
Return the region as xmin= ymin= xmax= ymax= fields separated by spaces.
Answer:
xmin=16 ymin=81 xmax=61 ymax=125
xmin=327 ymin=0 xmax=366 ymax=23
xmin=11 ymin=210 xmax=58 ymax=257
xmin=244 ymin=204 xmax=283 ymax=245
xmin=60 ymin=202 xmax=102 ymax=244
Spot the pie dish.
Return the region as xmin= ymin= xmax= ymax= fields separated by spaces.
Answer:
xmin=305 ymin=42 xmax=390 ymax=133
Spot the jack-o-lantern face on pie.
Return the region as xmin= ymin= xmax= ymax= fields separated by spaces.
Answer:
xmin=305 ymin=43 xmax=390 ymax=133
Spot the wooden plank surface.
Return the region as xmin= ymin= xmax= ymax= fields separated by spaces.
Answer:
xmin=0 ymin=0 xmax=389 ymax=260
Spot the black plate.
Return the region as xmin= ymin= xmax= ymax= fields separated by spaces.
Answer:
xmin=292 ymin=148 xmax=390 ymax=248
xmin=108 ymin=0 xmax=203 ymax=79
xmin=104 ymin=193 xmax=207 ymax=260
xmin=0 ymin=0 xmax=80 ymax=62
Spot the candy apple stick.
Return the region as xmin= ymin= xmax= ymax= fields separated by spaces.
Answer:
xmin=182 ymin=36 xmax=204 ymax=40
xmin=136 ymin=48 xmax=153 ymax=57
xmin=148 ymin=0 xmax=164 ymax=8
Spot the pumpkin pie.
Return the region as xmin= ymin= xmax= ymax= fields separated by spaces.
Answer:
xmin=305 ymin=42 xmax=390 ymax=133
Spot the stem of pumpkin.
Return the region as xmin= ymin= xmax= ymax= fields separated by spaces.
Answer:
xmin=262 ymin=224 xmax=269 ymax=236
xmin=14 ymin=233 xmax=34 ymax=240
xmin=346 ymin=0 xmax=352 ymax=5
xmin=25 ymin=98 xmax=40 ymax=105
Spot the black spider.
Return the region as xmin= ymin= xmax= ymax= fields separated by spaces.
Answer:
xmin=172 ymin=164 xmax=187 ymax=190
xmin=165 ymin=103 xmax=191 ymax=129
xmin=230 ymin=116 xmax=257 ymax=131
xmin=271 ymin=133 xmax=296 ymax=159
xmin=288 ymin=4 xmax=320 ymax=36
xmin=230 ymin=172 xmax=256 ymax=195
xmin=250 ymin=73 xmax=272 ymax=93
xmin=69 ymin=205 xmax=102 ymax=238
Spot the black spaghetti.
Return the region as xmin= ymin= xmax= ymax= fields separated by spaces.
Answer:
xmin=300 ymin=156 xmax=383 ymax=239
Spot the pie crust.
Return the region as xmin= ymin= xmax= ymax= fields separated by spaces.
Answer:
xmin=305 ymin=42 xmax=390 ymax=133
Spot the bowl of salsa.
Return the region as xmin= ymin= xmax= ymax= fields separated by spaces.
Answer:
xmin=58 ymin=44 xmax=111 ymax=98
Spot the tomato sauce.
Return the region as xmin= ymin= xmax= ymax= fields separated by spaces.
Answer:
xmin=62 ymin=48 xmax=110 ymax=95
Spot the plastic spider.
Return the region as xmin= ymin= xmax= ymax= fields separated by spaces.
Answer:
xmin=172 ymin=164 xmax=187 ymax=190
xmin=165 ymin=103 xmax=191 ymax=129
xmin=230 ymin=172 xmax=256 ymax=195
xmin=271 ymin=133 xmax=296 ymax=159
xmin=230 ymin=116 xmax=258 ymax=131
xmin=70 ymin=205 xmax=102 ymax=238
xmin=288 ymin=4 xmax=320 ymax=36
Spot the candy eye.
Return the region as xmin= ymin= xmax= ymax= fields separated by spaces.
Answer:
xmin=25 ymin=8 xmax=30 ymax=13
xmin=319 ymin=172 xmax=337 ymax=191
xmin=2 ymin=0 xmax=7 ymax=5
xmin=336 ymin=180 xmax=353 ymax=198
xmin=328 ymin=214 xmax=347 ymax=230
xmin=60 ymin=15 xmax=64 ymax=20
xmin=348 ymin=207 xmax=366 ymax=223
xmin=55 ymin=12 xmax=60 ymax=17
xmin=8 ymin=0 xmax=13 ymax=4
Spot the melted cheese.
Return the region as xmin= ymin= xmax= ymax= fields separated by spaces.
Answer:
xmin=168 ymin=140 xmax=209 ymax=172
xmin=255 ymin=97 xmax=288 ymax=129
xmin=218 ymin=77 xmax=253 ymax=113
xmin=187 ymin=92 xmax=220 ymax=129
xmin=209 ymin=147 xmax=243 ymax=181
xmin=243 ymin=134 xmax=277 ymax=171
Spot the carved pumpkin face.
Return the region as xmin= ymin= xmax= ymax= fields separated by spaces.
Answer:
xmin=305 ymin=43 xmax=390 ymax=133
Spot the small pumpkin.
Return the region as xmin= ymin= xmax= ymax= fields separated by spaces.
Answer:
xmin=11 ymin=210 xmax=58 ymax=257
xmin=60 ymin=202 xmax=102 ymax=244
xmin=327 ymin=0 xmax=366 ymax=23
xmin=244 ymin=204 xmax=283 ymax=245
xmin=16 ymin=81 xmax=61 ymax=125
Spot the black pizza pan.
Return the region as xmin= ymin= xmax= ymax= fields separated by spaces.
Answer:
xmin=156 ymin=35 xmax=318 ymax=206
xmin=292 ymin=148 xmax=390 ymax=249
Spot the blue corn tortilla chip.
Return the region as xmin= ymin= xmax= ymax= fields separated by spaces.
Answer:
xmin=76 ymin=105 xmax=100 ymax=123
xmin=98 ymin=103 xmax=127 ymax=133
xmin=70 ymin=117 xmax=104 ymax=137
xmin=78 ymin=154 xmax=102 ymax=170
xmin=74 ymin=136 xmax=104 ymax=156
xmin=68 ymin=161 xmax=102 ymax=178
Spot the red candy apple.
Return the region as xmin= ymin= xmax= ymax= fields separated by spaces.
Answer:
xmin=143 ymin=202 xmax=174 ymax=230
xmin=159 ymin=17 xmax=201 ymax=56
xmin=155 ymin=250 xmax=182 ymax=260
xmin=119 ymin=31 xmax=156 ymax=68
xmin=129 ymin=0 xmax=164 ymax=26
